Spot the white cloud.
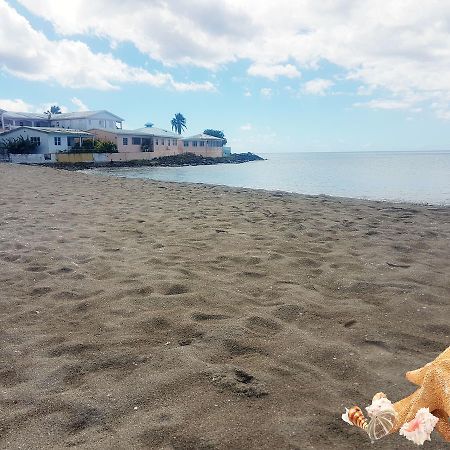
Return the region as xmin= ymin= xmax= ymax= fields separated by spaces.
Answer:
xmin=3 ymin=0 xmax=450 ymax=118
xmin=303 ymin=78 xmax=334 ymax=95
xmin=247 ymin=63 xmax=300 ymax=80
xmin=240 ymin=123 xmax=252 ymax=131
xmin=0 ymin=98 xmax=72 ymax=114
xmin=260 ymin=88 xmax=272 ymax=98
xmin=0 ymin=98 xmax=33 ymax=112
xmin=0 ymin=1 xmax=215 ymax=92
xmin=244 ymin=90 xmax=252 ymax=97
xmin=354 ymin=99 xmax=413 ymax=110
xmin=71 ymin=97 xmax=88 ymax=111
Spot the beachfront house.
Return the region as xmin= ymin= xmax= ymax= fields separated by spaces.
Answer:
xmin=0 ymin=126 xmax=94 ymax=162
xmin=181 ymin=134 xmax=226 ymax=157
xmin=0 ymin=110 xmax=123 ymax=132
xmin=90 ymin=126 xmax=181 ymax=158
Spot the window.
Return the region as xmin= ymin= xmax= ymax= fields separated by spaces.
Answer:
xmin=161 ymin=139 xmax=165 ymax=146
xmin=155 ymin=139 xmax=159 ymax=145
xmin=54 ymin=136 xmax=61 ymax=146
xmin=30 ymin=137 xmax=41 ymax=145
xmin=192 ymin=141 xmax=198 ymax=147
xmin=172 ymin=139 xmax=177 ymax=145
xmin=19 ymin=121 xmax=24 ymax=126
xmin=56 ymin=122 xmax=60 ymax=127
xmin=183 ymin=141 xmax=189 ymax=147
xmin=199 ymin=141 xmax=204 ymax=147
xmin=132 ymin=137 xmax=141 ymax=145
xmin=123 ymin=137 xmax=128 ymax=145
xmin=44 ymin=154 xmax=51 ymax=160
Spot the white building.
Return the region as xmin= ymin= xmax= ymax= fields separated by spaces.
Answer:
xmin=0 ymin=127 xmax=94 ymax=153
xmin=0 ymin=110 xmax=123 ymax=132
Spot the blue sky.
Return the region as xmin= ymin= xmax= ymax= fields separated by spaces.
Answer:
xmin=1 ymin=0 xmax=450 ymax=153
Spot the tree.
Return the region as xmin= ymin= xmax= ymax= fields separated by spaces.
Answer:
xmin=171 ymin=113 xmax=187 ymax=135
xmin=44 ymin=105 xmax=62 ymax=118
xmin=204 ymin=129 xmax=227 ymax=145
xmin=0 ymin=136 xmax=39 ymax=154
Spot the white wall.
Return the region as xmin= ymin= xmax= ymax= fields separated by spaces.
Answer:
xmin=10 ymin=153 xmax=56 ymax=164
xmin=0 ymin=128 xmax=50 ymax=153
xmin=50 ymin=113 xmax=120 ymax=131
xmin=47 ymin=135 xmax=68 ymax=152
xmin=0 ymin=128 xmax=78 ymax=153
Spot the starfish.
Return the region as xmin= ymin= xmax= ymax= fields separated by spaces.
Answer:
xmin=391 ymin=346 xmax=450 ymax=441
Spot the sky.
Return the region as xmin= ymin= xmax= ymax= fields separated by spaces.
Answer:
xmin=1 ymin=0 xmax=450 ymax=153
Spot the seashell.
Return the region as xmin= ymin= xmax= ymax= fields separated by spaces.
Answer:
xmin=343 ymin=406 xmax=368 ymax=430
xmin=366 ymin=395 xmax=398 ymax=441
xmin=399 ymin=408 xmax=439 ymax=445
xmin=367 ymin=409 xmax=397 ymax=441
xmin=372 ymin=392 xmax=387 ymax=402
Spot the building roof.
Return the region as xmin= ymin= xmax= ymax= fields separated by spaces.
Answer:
xmin=55 ymin=110 xmax=124 ymax=121
xmin=1 ymin=111 xmax=48 ymax=120
xmin=0 ymin=110 xmax=124 ymax=121
xmin=132 ymin=127 xmax=179 ymax=138
xmin=182 ymin=133 xmax=225 ymax=141
xmin=89 ymin=127 xmax=179 ymax=138
xmin=0 ymin=127 xmax=94 ymax=137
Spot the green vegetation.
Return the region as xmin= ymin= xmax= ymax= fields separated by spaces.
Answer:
xmin=71 ymin=140 xmax=117 ymax=153
xmin=171 ymin=113 xmax=187 ymax=135
xmin=203 ymin=129 xmax=227 ymax=144
xmin=94 ymin=141 xmax=118 ymax=153
xmin=0 ymin=136 xmax=39 ymax=154
xmin=44 ymin=105 xmax=62 ymax=116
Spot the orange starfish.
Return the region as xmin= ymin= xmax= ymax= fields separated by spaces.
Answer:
xmin=392 ymin=346 xmax=450 ymax=441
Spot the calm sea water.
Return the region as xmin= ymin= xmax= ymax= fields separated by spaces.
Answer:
xmin=88 ymin=151 xmax=450 ymax=205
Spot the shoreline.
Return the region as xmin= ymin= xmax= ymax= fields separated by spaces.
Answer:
xmin=1 ymin=164 xmax=449 ymax=449
xmin=34 ymin=151 xmax=265 ymax=171
xmin=84 ymin=171 xmax=450 ymax=209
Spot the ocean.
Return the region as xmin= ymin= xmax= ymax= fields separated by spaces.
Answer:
xmin=87 ymin=151 xmax=450 ymax=205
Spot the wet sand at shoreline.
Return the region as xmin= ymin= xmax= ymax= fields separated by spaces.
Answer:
xmin=0 ymin=164 xmax=449 ymax=449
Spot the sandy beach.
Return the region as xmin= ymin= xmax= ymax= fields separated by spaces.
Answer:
xmin=0 ymin=163 xmax=449 ymax=449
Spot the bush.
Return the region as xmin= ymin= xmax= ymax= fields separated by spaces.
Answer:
xmin=0 ymin=136 xmax=39 ymax=154
xmin=94 ymin=141 xmax=118 ymax=153
xmin=70 ymin=140 xmax=118 ymax=153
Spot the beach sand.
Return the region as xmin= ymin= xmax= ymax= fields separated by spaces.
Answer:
xmin=0 ymin=164 xmax=449 ymax=449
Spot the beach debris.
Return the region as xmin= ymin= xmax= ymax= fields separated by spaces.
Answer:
xmin=342 ymin=392 xmax=397 ymax=441
xmin=399 ymin=408 xmax=438 ymax=445
xmin=391 ymin=345 xmax=450 ymax=442
xmin=365 ymin=392 xmax=397 ymax=441
xmin=341 ymin=345 xmax=450 ymax=444
xmin=342 ymin=406 xmax=368 ymax=430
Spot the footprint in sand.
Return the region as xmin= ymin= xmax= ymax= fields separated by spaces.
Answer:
xmin=244 ymin=316 xmax=283 ymax=334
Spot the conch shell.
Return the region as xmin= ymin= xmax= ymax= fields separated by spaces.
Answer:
xmin=342 ymin=406 xmax=368 ymax=430
xmin=342 ymin=392 xmax=397 ymax=442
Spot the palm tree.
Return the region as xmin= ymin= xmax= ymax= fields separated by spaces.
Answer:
xmin=50 ymin=105 xmax=62 ymax=114
xmin=44 ymin=105 xmax=62 ymax=118
xmin=171 ymin=113 xmax=187 ymax=135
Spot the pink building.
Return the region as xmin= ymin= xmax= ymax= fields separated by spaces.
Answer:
xmin=89 ymin=127 xmax=181 ymax=158
xmin=91 ymin=128 xmax=226 ymax=159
